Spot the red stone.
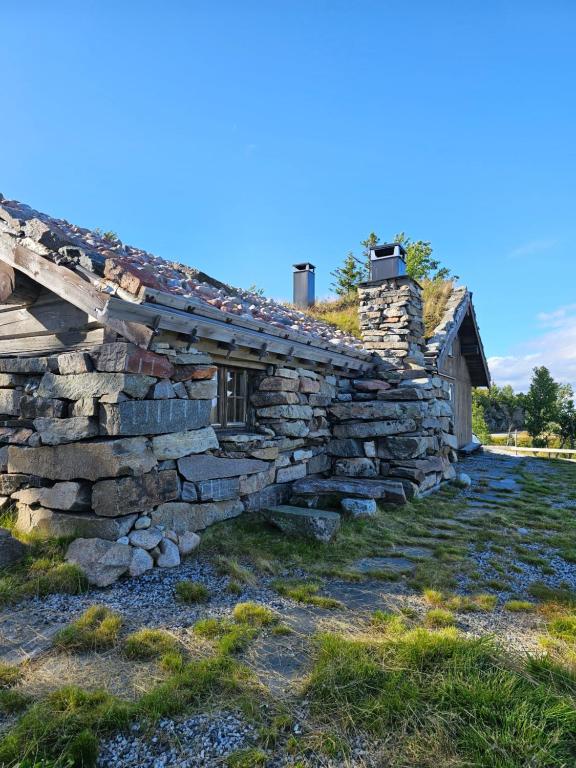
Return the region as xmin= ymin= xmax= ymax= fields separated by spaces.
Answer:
xmin=91 ymin=343 xmax=175 ymax=378
xmin=172 ymin=365 xmax=217 ymax=383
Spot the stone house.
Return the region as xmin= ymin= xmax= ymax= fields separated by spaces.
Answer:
xmin=0 ymin=196 xmax=488 ymax=584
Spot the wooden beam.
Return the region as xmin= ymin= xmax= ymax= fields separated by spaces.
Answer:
xmin=143 ymin=287 xmax=372 ymax=364
xmin=105 ymin=296 xmax=373 ymax=372
xmin=0 ymin=236 xmax=153 ymax=349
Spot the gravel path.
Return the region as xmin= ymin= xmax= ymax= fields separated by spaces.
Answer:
xmin=2 ymin=449 xmax=575 ymax=766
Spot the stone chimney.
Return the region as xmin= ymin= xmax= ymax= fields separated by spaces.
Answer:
xmin=358 ymin=244 xmax=425 ymax=368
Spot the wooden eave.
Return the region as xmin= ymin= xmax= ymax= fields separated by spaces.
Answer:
xmin=0 ymin=232 xmax=374 ymax=373
xmin=428 ymin=292 xmax=490 ymax=387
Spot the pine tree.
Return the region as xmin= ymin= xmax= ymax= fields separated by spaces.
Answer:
xmin=330 ymin=252 xmax=366 ymax=296
xmin=524 ymin=366 xmax=559 ymax=445
xmin=471 ymin=394 xmax=491 ymax=444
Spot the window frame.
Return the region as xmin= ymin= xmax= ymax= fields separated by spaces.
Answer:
xmin=210 ymin=365 xmax=253 ymax=431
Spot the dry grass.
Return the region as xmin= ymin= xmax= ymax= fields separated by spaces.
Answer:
xmin=422 ymin=279 xmax=454 ymax=338
xmin=303 ymin=296 xmax=361 ymax=338
xmin=297 ymin=280 xmax=454 ymax=341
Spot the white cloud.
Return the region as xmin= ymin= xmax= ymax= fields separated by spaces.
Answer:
xmin=507 ymin=239 xmax=556 ymax=259
xmin=487 ymin=304 xmax=576 ymax=392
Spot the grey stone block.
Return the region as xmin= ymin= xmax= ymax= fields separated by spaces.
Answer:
xmin=92 ymin=470 xmax=179 ymax=516
xmin=177 ymin=455 xmax=269 ymax=482
xmin=100 ymin=399 xmax=212 ymax=436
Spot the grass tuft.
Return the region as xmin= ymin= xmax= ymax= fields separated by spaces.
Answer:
xmin=272 ymin=579 xmax=343 ymax=609
xmin=0 ymin=686 xmax=132 ymax=768
xmin=227 ymin=747 xmax=268 ymax=767
xmin=215 ymin=556 xmax=257 ymax=586
xmin=175 ymin=580 xmax=210 ymax=603
xmin=53 ymin=605 xmax=122 ymax=652
xmin=504 ymin=600 xmax=536 ymax=612
xmin=0 ymin=662 xmax=22 ymax=689
xmin=232 ymin=602 xmax=278 ymax=627
xmin=425 ymin=609 xmax=456 ymax=628
xmin=123 ymin=628 xmax=180 ymax=660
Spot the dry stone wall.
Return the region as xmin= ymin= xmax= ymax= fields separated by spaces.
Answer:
xmin=0 ymin=272 xmax=459 ymax=584
xmin=0 ymin=344 xmax=340 ymax=584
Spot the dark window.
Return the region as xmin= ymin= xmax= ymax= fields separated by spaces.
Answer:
xmin=210 ymin=366 xmax=250 ymax=428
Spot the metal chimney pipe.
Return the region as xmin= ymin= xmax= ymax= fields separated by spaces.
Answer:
xmin=293 ymin=262 xmax=316 ymax=308
xmin=369 ymin=243 xmax=407 ymax=281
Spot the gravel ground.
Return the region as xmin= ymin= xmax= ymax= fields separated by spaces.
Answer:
xmin=2 ymin=449 xmax=576 ymax=766
xmin=98 ymin=713 xmax=256 ymax=768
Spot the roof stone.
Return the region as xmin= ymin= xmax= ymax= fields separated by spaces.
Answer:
xmin=0 ymin=196 xmax=362 ymax=350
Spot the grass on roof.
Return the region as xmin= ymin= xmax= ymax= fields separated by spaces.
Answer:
xmin=299 ymin=279 xmax=454 ymax=341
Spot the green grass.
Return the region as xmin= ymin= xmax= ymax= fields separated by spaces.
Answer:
xmin=227 ymin=747 xmax=267 ymax=767
xmin=232 ymin=602 xmax=279 ymax=627
xmin=272 ymin=580 xmax=343 ymax=609
xmin=123 ymin=628 xmax=181 ymax=660
xmin=547 ymin=615 xmax=576 ymax=643
xmin=0 ymin=527 xmax=89 ymax=606
xmin=0 ymin=686 xmax=132 ymax=768
xmin=175 ymin=580 xmax=210 ymax=603
xmin=371 ymin=610 xmax=407 ymax=634
xmin=425 ymin=608 xmax=456 ymax=628
xmin=53 ymin=605 xmax=123 ymax=652
xmin=215 ymin=556 xmax=257 ymax=586
xmin=528 ymin=582 xmax=576 ymax=606
xmin=0 ymin=662 xmax=22 ymax=689
xmin=0 ymin=688 xmax=31 ymax=715
xmin=305 ymin=626 xmax=576 ymax=766
xmin=504 ymin=600 xmax=536 ymax=612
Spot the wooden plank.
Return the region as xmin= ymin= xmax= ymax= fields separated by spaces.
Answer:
xmin=0 ymin=237 xmax=109 ymax=318
xmin=105 ymin=296 xmax=373 ymax=372
xmin=0 ymin=238 xmax=153 ymax=349
xmin=143 ymin=287 xmax=371 ymax=363
xmin=0 ymin=326 xmax=106 ymax=356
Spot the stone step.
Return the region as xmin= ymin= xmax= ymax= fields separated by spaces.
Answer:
xmin=292 ymin=476 xmax=406 ymax=504
xmin=263 ymin=505 xmax=341 ymax=543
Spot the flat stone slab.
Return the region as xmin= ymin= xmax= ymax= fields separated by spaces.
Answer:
xmin=393 ymin=546 xmax=434 ymax=559
xmin=292 ymin=476 xmax=406 ymax=504
xmin=177 ymin=455 xmax=269 ymax=482
xmin=100 ymin=399 xmax=212 ymax=436
xmin=352 ymin=556 xmax=415 ymax=574
xmin=263 ymin=505 xmax=341 ymax=543
xmin=8 ymin=438 xmax=157 ymax=481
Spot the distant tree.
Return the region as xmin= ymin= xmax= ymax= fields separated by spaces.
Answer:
xmin=556 ymin=384 xmax=576 ymax=448
xmin=330 ymin=252 xmax=367 ymax=296
xmin=524 ymin=366 xmax=560 ymax=445
xmin=361 ymin=232 xmax=380 ymax=276
xmin=393 ymin=232 xmax=453 ymax=282
xmin=471 ymin=398 xmax=491 ymax=444
xmin=331 ymin=230 xmax=453 ymax=296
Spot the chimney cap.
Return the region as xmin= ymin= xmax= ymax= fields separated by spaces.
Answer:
xmin=370 ymin=243 xmax=407 ymax=260
xmin=293 ymin=262 xmax=316 ymax=272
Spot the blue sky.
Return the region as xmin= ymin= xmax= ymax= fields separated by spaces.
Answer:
xmin=2 ymin=1 xmax=575 ymax=391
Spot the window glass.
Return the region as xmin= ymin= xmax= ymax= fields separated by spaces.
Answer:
xmin=210 ymin=366 xmax=249 ymax=428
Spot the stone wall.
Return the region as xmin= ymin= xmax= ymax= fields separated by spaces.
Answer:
xmin=0 ymin=272 xmax=460 ymax=584
xmin=325 ymin=273 xmax=458 ymax=499
xmin=0 ymin=343 xmax=340 ymax=584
